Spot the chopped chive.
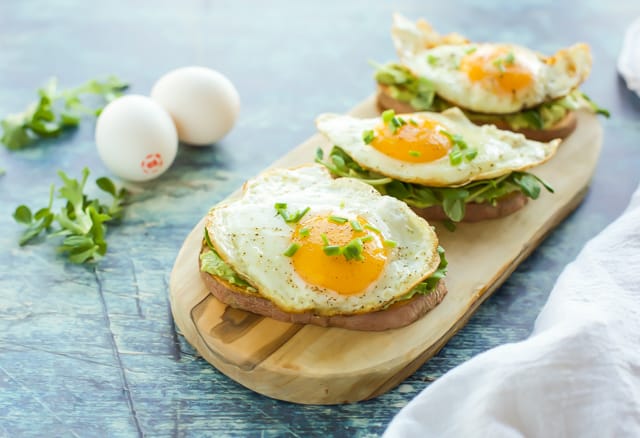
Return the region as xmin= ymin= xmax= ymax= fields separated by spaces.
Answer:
xmin=361 ymin=235 xmax=373 ymax=243
xmin=350 ymin=220 xmax=363 ymax=231
xmin=465 ymin=148 xmax=478 ymax=161
xmin=383 ymin=239 xmax=398 ymax=248
xmin=465 ymin=47 xmax=477 ymax=55
xmin=289 ymin=206 xmax=310 ymax=223
xmin=364 ymin=224 xmax=381 ymax=233
xmin=321 ymin=233 xmax=329 ymax=245
xmin=381 ymin=109 xmax=395 ymax=124
xmin=408 ymin=150 xmax=422 ymax=157
xmin=342 ymin=238 xmax=364 ymax=261
xmin=449 ymin=146 xmax=463 ymax=166
xmin=329 ymin=215 xmax=348 ymax=224
xmin=505 ymin=51 xmax=515 ymax=65
xmin=323 ymin=245 xmax=342 ymax=256
xmin=362 ymin=130 xmax=375 ymax=144
xmin=275 ymin=203 xmax=310 ymax=224
xmin=283 ymin=243 xmax=300 ymax=257
xmin=409 ymin=119 xmax=419 ymax=126
xmin=427 ymin=54 xmax=438 ymax=65
xmin=299 ymin=227 xmax=310 ymax=237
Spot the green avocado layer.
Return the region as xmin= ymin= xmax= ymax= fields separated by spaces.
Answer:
xmin=315 ymin=146 xmax=553 ymax=224
xmin=374 ymin=63 xmax=609 ymax=130
xmin=200 ymin=231 xmax=448 ymax=304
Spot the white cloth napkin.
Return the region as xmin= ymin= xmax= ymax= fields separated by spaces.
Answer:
xmin=618 ymin=17 xmax=640 ymax=97
xmin=384 ymin=185 xmax=640 ymax=437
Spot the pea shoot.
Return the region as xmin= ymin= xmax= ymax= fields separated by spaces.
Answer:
xmin=12 ymin=167 xmax=128 ymax=264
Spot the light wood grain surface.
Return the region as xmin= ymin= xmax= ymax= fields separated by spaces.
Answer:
xmin=170 ymin=97 xmax=603 ymax=404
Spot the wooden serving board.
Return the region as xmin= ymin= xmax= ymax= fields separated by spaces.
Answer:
xmin=169 ymin=96 xmax=602 ymax=404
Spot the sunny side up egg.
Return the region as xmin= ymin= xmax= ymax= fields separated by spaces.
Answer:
xmin=392 ymin=15 xmax=592 ymax=114
xmin=315 ymin=108 xmax=559 ymax=187
xmin=205 ymin=165 xmax=441 ymax=315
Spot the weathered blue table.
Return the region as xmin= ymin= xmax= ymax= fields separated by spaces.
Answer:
xmin=1 ymin=1 xmax=639 ymax=436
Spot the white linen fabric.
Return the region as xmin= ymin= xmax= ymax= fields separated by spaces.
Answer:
xmin=618 ymin=16 xmax=640 ymax=98
xmin=384 ymin=186 xmax=640 ymax=437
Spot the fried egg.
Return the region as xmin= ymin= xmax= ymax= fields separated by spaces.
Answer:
xmin=391 ymin=13 xmax=592 ymax=114
xmin=316 ymin=107 xmax=559 ymax=187
xmin=205 ymin=165 xmax=440 ymax=315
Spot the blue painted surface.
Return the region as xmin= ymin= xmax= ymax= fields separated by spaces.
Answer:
xmin=1 ymin=0 xmax=639 ymax=436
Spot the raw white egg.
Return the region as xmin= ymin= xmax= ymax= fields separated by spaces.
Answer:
xmin=95 ymin=95 xmax=178 ymax=182
xmin=150 ymin=66 xmax=240 ymax=145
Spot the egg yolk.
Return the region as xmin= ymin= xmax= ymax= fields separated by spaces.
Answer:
xmin=290 ymin=214 xmax=389 ymax=296
xmin=371 ymin=118 xmax=452 ymax=163
xmin=460 ymin=46 xmax=534 ymax=95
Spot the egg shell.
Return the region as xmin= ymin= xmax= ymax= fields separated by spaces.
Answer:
xmin=151 ymin=66 xmax=240 ymax=145
xmin=95 ymin=95 xmax=178 ymax=182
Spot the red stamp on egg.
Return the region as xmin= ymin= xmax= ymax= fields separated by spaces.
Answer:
xmin=141 ymin=153 xmax=164 ymax=174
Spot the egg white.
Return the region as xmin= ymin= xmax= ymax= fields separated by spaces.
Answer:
xmin=315 ymin=108 xmax=560 ymax=187
xmin=205 ymin=165 xmax=441 ymax=315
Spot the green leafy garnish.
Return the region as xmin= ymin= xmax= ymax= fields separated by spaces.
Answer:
xmin=1 ymin=76 xmax=128 ymax=150
xmin=283 ymin=243 xmax=301 ymax=257
xmin=427 ymin=55 xmax=439 ymax=65
xmin=383 ymin=239 xmax=397 ymax=248
xmin=362 ymin=130 xmax=375 ymax=144
xmin=328 ymin=215 xmax=348 ymax=224
xmin=322 ymin=237 xmax=365 ymax=261
xmin=465 ymin=47 xmax=477 ymax=55
xmin=299 ymin=227 xmax=310 ymax=237
xmin=381 ymin=109 xmax=407 ymax=134
xmin=12 ymin=167 xmax=128 ymax=263
xmin=397 ymin=246 xmax=448 ymax=301
xmin=275 ymin=203 xmax=310 ymax=224
xmin=441 ymin=131 xmax=477 ymax=165
xmin=408 ymin=150 xmax=422 ymax=157
xmin=364 ymin=224 xmax=381 ymax=233
xmin=323 ymin=245 xmax=342 ymax=256
xmin=373 ymin=62 xmax=440 ymax=111
xmin=317 ymin=146 xmax=553 ymax=224
xmin=350 ymin=220 xmax=363 ymax=231
xmin=505 ymin=51 xmax=515 ymax=65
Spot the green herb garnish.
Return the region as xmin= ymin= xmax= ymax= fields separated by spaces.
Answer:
xmin=383 ymin=240 xmax=397 ymax=248
xmin=299 ymin=227 xmax=310 ymax=237
xmin=317 ymin=146 xmax=553 ymax=224
xmin=350 ymin=220 xmax=363 ymax=231
xmin=427 ymin=55 xmax=439 ymax=65
xmin=323 ymin=245 xmax=342 ymax=256
xmin=363 ymin=130 xmax=375 ymax=144
xmin=283 ymin=243 xmax=301 ymax=257
xmin=12 ymin=167 xmax=128 ymax=263
xmin=505 ymin=51 xmax=515 ymax=65
xmin=328 ymin=215 xmax=348 ymax=224
xmin=465 ymin=47 xmax=477 ymax=55
xmin=381 ymin=109 xmax=407 ymax=134
xmin=364 ymin=223 xmax=381 ymax=233
xmin=1 ymin=76 xmax=128 ymax=150
xmin=441 ymin=130 xmax=477 ymax=165
xmin=275 ymin=203 xmax=310 ymax=224
xmin=408 ymin=150 xmax=422 ymax=157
